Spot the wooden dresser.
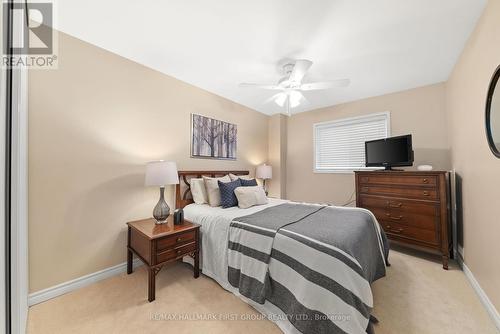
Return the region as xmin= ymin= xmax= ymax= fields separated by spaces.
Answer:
xmin=355 ymin=171 xmax=451 ymax=269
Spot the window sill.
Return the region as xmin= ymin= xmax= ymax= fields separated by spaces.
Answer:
xmin=314 ymin=168 xmax=384 ymax=174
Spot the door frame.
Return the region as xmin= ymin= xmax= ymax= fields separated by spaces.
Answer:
xmin=3 ymin=0 xmax=29 ymax=332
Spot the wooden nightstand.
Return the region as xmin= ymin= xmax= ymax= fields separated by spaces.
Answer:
xmin=126 ymin=216 xmax=200 ymax=302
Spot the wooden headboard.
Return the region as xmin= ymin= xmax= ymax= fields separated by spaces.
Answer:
xmin=175 ymin=170 xmax=250 ymax=209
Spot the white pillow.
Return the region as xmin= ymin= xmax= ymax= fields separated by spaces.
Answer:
xmin=203 ymin=175 xmax=231 ymax=207
xmin=229 ymin=173 xmax=252 ymax=181
xmin=190 ymin=178 xmax=208 ymax=204
xmin=234 ymin=186 xmax=268 ymax=209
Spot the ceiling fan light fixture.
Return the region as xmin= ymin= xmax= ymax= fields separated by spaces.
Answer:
xmin=238 ymin=58 xmax=350 ymax=114
xmin=274 ymin=93 xmax=287 ymax=107
xmin=289 ymin=90 xmax=302 ymax=108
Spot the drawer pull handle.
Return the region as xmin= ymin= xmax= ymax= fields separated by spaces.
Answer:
xmin=422 ymin=178 xmax=429 ymax=184
xmin=386 ymin=214 xmax=403 ymax=220
xmin=390 ymin=228 xmax=404 ymax=234
xmin=176 ymin=250 xmax=182 ymax=254
xmin=423 ymin=191 xmax=429 ymax=196
xmin=387 ymin=202 xmax=402 ymax=208
xmin=176 ymin=237 xmax=182 ymax=242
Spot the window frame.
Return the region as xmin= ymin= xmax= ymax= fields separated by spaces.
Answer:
xmin=313 ymin=112 xmax=391 ymax=174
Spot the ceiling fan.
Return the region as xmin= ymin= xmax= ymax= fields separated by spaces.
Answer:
xmin=239 ymin=59 xmax=350 ymax=115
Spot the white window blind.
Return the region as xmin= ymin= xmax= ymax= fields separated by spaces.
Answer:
xmin=314 ymin=112 xmax=390 ymax=172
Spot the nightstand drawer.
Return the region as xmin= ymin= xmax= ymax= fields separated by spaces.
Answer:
xmin=156 ymin=230 xmax=196 ymax=251
xmin=156 ymin=242 xmax=196 ymax=263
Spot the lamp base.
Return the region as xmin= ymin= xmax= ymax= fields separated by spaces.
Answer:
xmin=154 ymin=218 xmax=168 ymax=225
xmin=153 ymin=187 xmax=170 ymax=224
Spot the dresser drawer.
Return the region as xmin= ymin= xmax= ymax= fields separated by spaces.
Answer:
xmin=380 ymin=221 xmax=439 ymax=245
xmin=156 ymin=242 xmax=197 ymax=263
xmin=370 ymin=207 xmax=438 ymax=231
xmin=359 ymin=195 xmax=440 ymax=216
xmin=359 ymin=174 xmax=438 ymax=187
xmin=359 ymin=185 xmax=438 ymax=200
xmin=156 ymin=230 xmax=196 ymax=251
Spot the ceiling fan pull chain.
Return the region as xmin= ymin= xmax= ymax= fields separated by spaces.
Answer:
xmin=287 ymin=94 xmax=291 ymax=116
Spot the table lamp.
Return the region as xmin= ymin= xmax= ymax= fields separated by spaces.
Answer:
xmin=256 ymin=164 xmax=272 ymax=196
xmin=145 ymin=161 xmax=179 ymax=224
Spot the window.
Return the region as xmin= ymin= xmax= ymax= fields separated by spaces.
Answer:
xmin=314 ymin=112 xmax=390 ymax=173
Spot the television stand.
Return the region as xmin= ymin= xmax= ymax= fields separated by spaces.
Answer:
xmin=383 ymin=166 xmax=404 ymax=171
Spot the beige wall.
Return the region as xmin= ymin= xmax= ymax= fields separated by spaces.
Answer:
xmin=28 ymin=32 xmax=269 ymax=292
xmin=445 ymin=0 xmax=500 ymax=311
xmin=267 ymin=114 xmax=287 ymax=198
xmin=286 ymin=83 xmax=450 ymax=204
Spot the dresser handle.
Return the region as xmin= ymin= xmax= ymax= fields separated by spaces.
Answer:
xmin=176 ymin=237 xmax=182 ymax=242
xmin=422 ymin=178 xmax=429 ymax=184
xmin=423 ymin=191 xmax=429 ymax=196
xmin=176 ymin=249 xmax=182 ymax=254
xmin=387 ymin=202 xmax=402 ymax=208
xmin=386 ymin=214 xmax=403 ymax=220
xmin=390 ymin=228 xmax=404 ymax=234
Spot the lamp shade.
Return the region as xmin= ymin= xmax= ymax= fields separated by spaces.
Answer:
xmin=256 ymin=164 xmax=272 ymax=180
xmin=145 ymin=161 xmax=179 ymax=186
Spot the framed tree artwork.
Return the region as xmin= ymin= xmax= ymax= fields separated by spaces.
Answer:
xmin=191 ymin=114 xmax=237 ymax=160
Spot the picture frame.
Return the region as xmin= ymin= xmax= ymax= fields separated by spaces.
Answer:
xmin=191 ymin=114 xmax=237 ymax=160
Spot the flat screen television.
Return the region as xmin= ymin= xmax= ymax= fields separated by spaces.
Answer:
xmin=365 ymin=134 xmax=414 ymax=170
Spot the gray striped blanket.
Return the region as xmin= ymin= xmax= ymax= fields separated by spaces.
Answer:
xmin=227 ymin=203 xmax=389 ymax=334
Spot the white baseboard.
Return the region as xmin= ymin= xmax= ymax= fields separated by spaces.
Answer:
xmin=458 ymin=258 xmax=500 ymax=332
xmin=28 ymin=258 xmax=142 ymax=306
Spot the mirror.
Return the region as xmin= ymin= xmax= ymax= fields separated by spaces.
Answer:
xmin=486 ymin=65 xmax=500 ymax=158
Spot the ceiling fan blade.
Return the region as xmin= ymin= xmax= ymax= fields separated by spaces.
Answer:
xmin=238 ymin=83 xmax=283 ymax=90
xmin=300 ymin=79 xmax=350 ymax=91
xmin=289 ymin=59 xmax=313 ymax=83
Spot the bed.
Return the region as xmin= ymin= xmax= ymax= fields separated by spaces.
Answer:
xmin=176 ymin=170 xmax=389 ymax=334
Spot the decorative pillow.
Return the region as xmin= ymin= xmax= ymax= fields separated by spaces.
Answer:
xmin=229 ymin=173 xmax=252 ymax=181
xmin=234 ymin=186 xmax=268 ymax=209
xmin=190 ymin=178 xmax=208 ymax=204
xmin=203 ymin=175 xmax=231 ymax=207
xmin=240 ymin=178 xmax=258 ymax=187
xmin=218 ymin=179 xmax=242 ymax=208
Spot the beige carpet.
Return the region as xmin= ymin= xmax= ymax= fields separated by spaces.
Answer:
xmin=27 ymin=249 xmax=499 ymax=334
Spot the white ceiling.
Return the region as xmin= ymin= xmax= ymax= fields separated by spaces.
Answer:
xmin=53 ymin=0 xmax=486 ymax=115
